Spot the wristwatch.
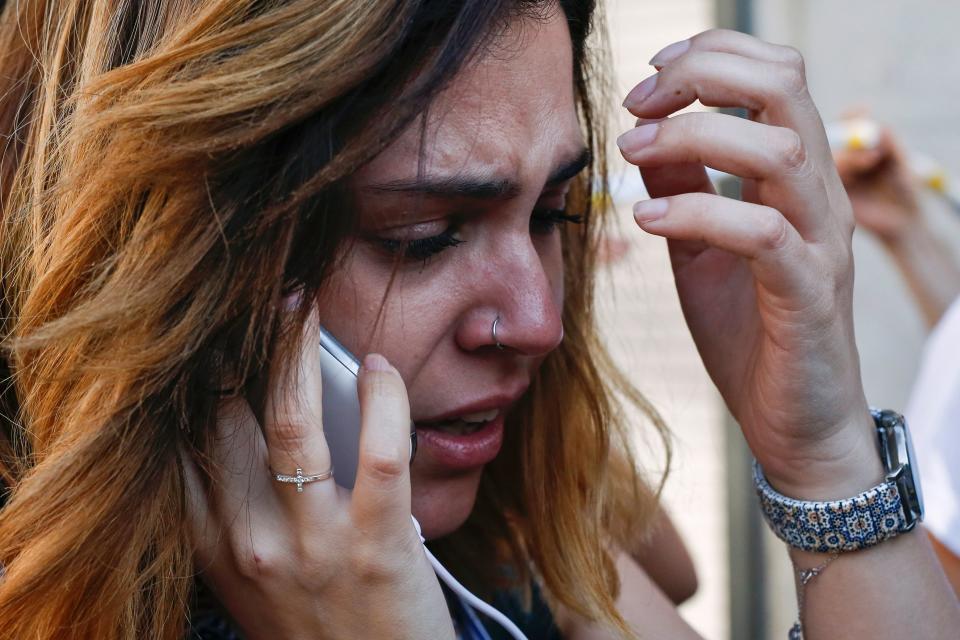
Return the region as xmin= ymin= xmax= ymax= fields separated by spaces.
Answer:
xmin=754 ymin=408 xmax=925 ymax=553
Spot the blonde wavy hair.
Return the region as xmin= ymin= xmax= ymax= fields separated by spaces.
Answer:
xmin=0 ymin=1 xmax=668 ymax=638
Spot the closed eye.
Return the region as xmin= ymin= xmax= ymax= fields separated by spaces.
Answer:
xmin=530 ymin=208 xmax=584 ymax=235
xmin=378 ymin=228 xmax=465 ymax=263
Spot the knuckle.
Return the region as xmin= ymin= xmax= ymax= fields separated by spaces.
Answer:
xmin=836 ymin=241 xmax=855 ymax=274
xmin=836 ymin=198 xmax=856 ymax=232
xmin=294 ymin=544 xmax=338 ymax=589
xmin=773 ymin=127 xmax=807 ymax=172
xmin=361 ymin=450 xmax=407 ymax=484
xmin=838 ymin=209 xmax=857 ymax=240
xmin=692 ymin=28 xmax=730 ymax=46
xmin=232 ymin=538 xmax=280 ymax=581
xmin=755 ymin=208 xmax=791 ymax=252
xmin=351 ymin=542 xmax=405 ymax=585
xmin=775 ymin=56 xmax=808 ymax=96
xmin=269 ymin=420 xmax=308 ymax=453
xmin=779 ymin=45 xmax=806 ymax=71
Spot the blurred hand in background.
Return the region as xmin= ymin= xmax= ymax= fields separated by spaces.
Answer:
xmin=834 ymin=112 xmax=960 ymax=328
xmin=834 ymin=118 xmax=923 ymax=243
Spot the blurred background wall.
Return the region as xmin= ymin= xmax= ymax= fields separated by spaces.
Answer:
xmin=598 ymin=1 xmax=725 ymax=638
xmin=598 ymin=1 xmax=960 ymax=638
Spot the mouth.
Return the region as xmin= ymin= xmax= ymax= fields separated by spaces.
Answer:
xmin=416 ymin=408 xmax=500 ymax=436
xmin=413 ymin=407 xmax=507 ymax=471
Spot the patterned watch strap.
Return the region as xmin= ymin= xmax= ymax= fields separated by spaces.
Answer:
xmin=753 ymin=460 xmax=909 ymax=553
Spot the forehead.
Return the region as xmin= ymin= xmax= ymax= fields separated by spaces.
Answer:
xmin=354 ymin=12 xmax=582 ymax=187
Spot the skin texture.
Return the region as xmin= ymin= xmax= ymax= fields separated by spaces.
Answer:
xmin=188 ymin=15 xmax=960 ymax=640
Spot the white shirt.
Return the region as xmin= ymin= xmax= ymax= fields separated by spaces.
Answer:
xmin=906 ymin=296 xmax=960 ymax=557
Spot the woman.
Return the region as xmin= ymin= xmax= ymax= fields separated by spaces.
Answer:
xmin=0 ymin=1 xmax=956 ymax=639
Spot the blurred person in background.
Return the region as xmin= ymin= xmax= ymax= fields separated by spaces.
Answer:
xmin=836 ymin=122 xmax=960 ymax=595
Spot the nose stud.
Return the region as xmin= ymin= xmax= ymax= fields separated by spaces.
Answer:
xmin=492 ymin=315 xmax=504 ymax=350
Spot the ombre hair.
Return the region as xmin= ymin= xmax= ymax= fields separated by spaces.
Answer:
xmin=0 ymin=1 xmax=668 ymax=638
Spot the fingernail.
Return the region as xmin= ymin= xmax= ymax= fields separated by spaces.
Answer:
xmin=363 ymin=353 xmax=391 ymax=372
xmin=649 ymin=39 xmax=690 ymax=68
xmin=633 ymin=199 xmax=668 ymax=224
xmin=622 ymin=74 xmax=658 ymax=109
xmin=617 ymin=123 xmax=659 ymax=153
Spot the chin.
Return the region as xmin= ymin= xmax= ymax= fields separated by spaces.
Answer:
xmin=410 ymin=468 xmax=485 ymax=540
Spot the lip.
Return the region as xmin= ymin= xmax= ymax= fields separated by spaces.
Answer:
xmin=412 ymin=386 xmax=527 ymax=471
xmin=415 ymin=413 xmax=505 ymax=470
xmin=414 ymin=390 xmax=525 ymax=425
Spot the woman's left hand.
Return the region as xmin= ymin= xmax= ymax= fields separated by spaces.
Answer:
xmin=618 ymin=29 xmax=883 ymax=500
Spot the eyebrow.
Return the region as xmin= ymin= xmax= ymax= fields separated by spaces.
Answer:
xmin=366 ymin=147 xmax=591 ymax=201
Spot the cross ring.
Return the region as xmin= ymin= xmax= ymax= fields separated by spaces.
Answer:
xmin=271 ymin=466 xmax=334 ymax=492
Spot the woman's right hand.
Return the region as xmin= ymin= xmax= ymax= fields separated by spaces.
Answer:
xmin=184 ymin=317 xmax=454 ymax=640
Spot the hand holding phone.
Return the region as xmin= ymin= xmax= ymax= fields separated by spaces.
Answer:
xmin=185 ymin=322 xmax=455 ymax=639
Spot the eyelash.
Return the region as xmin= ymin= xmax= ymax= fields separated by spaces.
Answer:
xmin=379 ymin=234 xmax=465 ymax=262
xmin=378 ymin=208 xmax=584 ymax=263
xmin=530 ymin=208 xmax=584 ymax=234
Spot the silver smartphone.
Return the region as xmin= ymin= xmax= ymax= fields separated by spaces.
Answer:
xmin=318 ymin=327 xmax=363 ymax=489
xmin=317 ymin=327 xmax=416 ymax=490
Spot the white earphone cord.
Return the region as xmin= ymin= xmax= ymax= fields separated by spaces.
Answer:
xmin=412 ymin=516 xmax=528 ymax=640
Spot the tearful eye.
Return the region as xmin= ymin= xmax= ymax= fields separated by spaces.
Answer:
xmin=378 ymin=230 xmax=465 ymax=262
xmin=530 ymin=208 xmax=584 ymax=235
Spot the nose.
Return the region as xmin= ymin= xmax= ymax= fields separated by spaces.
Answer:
xmin=455 ymin=238 xmax=564 ymax=357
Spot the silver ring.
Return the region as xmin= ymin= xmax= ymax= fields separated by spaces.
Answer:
xmin=271 ymin=466 xmax=334 ymax=493
xmin=492 ymin=315 xmax=504 ymax=350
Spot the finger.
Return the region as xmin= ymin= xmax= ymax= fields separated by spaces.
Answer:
xmin=638 ymin=157 xmax=716 ymax=258
xmin=632 ymin=118 xmax=717 ymax=199
xmin=213 ymin=396 xmax=276 ymax=518
xmin=632 ymin=193 xmax=814 ymax=298
xmin=184 ymin=393 xmax=307 ymax=594
xmin=623 ymin=51 xmax=832 ymax=164
xmin=350 ymin=353 xmax=414 ymax=537
xmin=619 ymin=113 xmax=833 ymax=241
xmin=263 ymin=314 xmax=336 ymax=504
xmin=649 ymin=29 xmax=802 ymax=69
xmin=182 ymin=411 xmax=279 ymax=581
xmin=834 ymin=147 xmax=887 ymax=182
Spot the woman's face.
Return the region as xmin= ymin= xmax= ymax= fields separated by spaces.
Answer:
xmin=318 ymin=12 xmax=584 ymax=539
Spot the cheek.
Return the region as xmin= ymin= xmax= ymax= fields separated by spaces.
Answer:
xmin=314 ymin=249 xmax=463 ymax=377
